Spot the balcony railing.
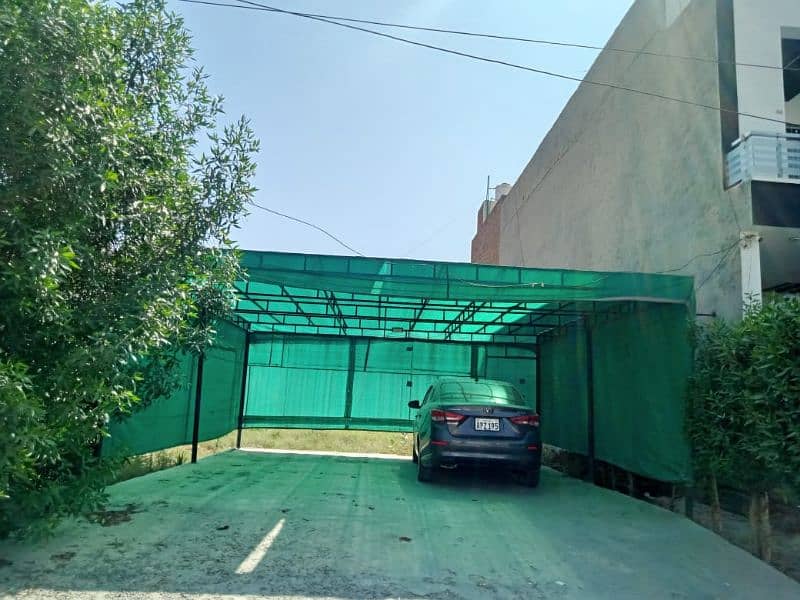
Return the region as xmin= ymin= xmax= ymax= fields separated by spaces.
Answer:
xmin=725 ymin=131 xmax=800 ymax=187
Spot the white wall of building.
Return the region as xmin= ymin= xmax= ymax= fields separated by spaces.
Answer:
xmin=734 ymin=0 xmax=800 ymax=136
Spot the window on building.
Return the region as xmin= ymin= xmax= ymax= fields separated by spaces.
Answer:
xmin=783 ymin=32 xmax=800 ymax=134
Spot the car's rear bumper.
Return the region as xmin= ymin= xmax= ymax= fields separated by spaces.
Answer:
xmin=421 ymin=440 xmax=541 ymax=470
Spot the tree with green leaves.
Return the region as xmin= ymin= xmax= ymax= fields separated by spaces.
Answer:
xmin=688 ymin=296 xmax=800 ymax=561
xmin=0 ymin=0 xmax=258 ymax=535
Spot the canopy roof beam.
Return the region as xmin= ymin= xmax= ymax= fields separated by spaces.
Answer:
xmin=323 ymin=290 xmax=348 ymax=335
xmin=237 ymin=289 xmax=546 ymax=316
xmin=235 ymin=282 xmax=280 ymax=326
xmin=235 ymin=308 xmax=582 ymax=329
xmin=250 ymin=323 xmax=539 ymax=344
xmin=504 ymin=302 xmax=590 ymax=337
xmin=238 ymin=309 xmax=564 ymax=334
xmin=280 ymin=285 xmax=315 ymax=327
xmin=443 ymin=301 xmax=487 ymax=341
xmin=471 ymin=302 xmax=525 ymax=334
xmin=407 ymin=298 xmax=430 ymax=333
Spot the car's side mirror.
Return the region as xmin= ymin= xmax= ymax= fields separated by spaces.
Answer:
xmin=408 ymin=400 xmax=421 ymax=409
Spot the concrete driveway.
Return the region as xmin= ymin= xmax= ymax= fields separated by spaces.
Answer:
xmin=1 ymin=449 xmax=798 ymax=599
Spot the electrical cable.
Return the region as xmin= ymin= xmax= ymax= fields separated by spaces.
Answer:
xmin=657 ymin=238 xmax=741 ymax=274
xmin=250 ymin=201 xmax=365 ymax=256
xmin=187 ymin=0 xmax=764 ymax=281
xmin=181 ymin=0 xmax=799 ymax=72
xmin=458 ymin=275 xmax=608 ymax=289
xmin=179 ymin=0 xmax=788 ymax=127
xmin=697 ymin=241 xmax=739 ymax=290
xmin=401 ymin=214 xmax=467 ymax=257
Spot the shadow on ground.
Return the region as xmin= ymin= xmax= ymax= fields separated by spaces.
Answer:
xmin=1 ymin=450 xmax=798 ymax=600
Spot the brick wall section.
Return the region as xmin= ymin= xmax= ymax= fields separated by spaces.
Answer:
xmin=471 ymin=198 xmax=503 ymax=265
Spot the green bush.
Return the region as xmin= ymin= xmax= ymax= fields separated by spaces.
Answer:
xmin=739 ymin=299 xmax=800 ymax=493
xmin=687 ymin=296 xmax=800 ymax=559
xmin=0 ymin=0 xmax=257 ymax=535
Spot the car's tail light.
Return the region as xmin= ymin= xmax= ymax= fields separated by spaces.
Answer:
xmin=431 ymin=409 xmax=466 ymax=424
xmin=510 ymin=414 xmax=540 ymax=427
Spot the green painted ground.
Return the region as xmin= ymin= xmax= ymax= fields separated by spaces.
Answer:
xmin=1 ymin=450 xmax=798 ymax=599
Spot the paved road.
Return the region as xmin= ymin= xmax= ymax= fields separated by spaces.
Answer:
xmin=1 ymin=450 xmax=799 ymax=599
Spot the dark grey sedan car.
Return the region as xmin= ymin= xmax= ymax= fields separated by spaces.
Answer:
xmin=409 ymin=378 xmax=541 ymax=486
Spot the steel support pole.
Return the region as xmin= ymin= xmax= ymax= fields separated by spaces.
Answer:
xmin=535 ymin=344 xmax=542 ymax=415
xmin=470 ymin=345 xmax=479 ymax=381
xmin=585 ymin=321 xmax=596 ymax=484
xmin=236 ymin=331 xmax=251 ymax=449
xmin=190 ymin=351 xmax=205 ymax=464
xmin=343 ymin=338 xmax=356 ymax=429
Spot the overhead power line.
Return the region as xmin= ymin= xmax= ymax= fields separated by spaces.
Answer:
xmin=250 ymin=201 xmax=365 ymax=256
xmin=697 ymin=241 xmax=739 ymax=290
xmin=186 ymin=0 xmax=780 ymax=274
xmin=179 ymin=0 xmax=788 ymax=127
xmin=657 ymin=238 xmax=741 ymax=274
xmin=181 ymin=0 xmax=798 ymax=72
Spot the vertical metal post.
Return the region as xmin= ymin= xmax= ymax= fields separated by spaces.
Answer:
xmin=585 ymin=321 xmax=596 ymax=484
xmin=236 ymin=331 xmax=251 ymax=449
xmin=535 ymin=343 xmax=542 ymax=415
xmin=469 ymin=345 xmax=479 ymax=381
xmin=343 ymin=338 xmax=356 ymax=429
xmin=190 ymin=351 xmax=205 ymax=464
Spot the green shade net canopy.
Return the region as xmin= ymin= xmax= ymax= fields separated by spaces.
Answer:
xmin=237 ymin=251 xmax=692 ymax=341
xmin=108 ymin=250 xmax=695 ymax=483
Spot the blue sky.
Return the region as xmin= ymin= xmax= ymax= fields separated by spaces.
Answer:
xmin=169 ymin=0 xmax=635 ymax=261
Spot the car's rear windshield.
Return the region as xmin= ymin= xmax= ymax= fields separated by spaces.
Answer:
xmin=438 ymin=380 xmax=525 ymax=406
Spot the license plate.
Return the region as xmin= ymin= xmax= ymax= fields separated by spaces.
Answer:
xmin=474 ymin=418 xmax=500 ymax=432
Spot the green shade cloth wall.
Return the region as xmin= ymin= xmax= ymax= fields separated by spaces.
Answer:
xmin=539 ymin=324 xmax=589 ymax=455
xmin=103 ymin=352 xmax=197 ymax=457
xmin=243 ymin=335 xmax=533 ymax=431
xmin=538 ymin=303 xmax=692 ymax=483
xmin=591 ymin=303 xmax=692 ymax=483
xmin=198 ymin=319 xmax=248 ymax=441
xmin=245 ymin=334 xmax=350 ymax=429
xmin=104 ymin=320 xmax=246 ymax=456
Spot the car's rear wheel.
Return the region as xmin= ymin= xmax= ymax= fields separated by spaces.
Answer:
xmin=417 ymin=457 xmax=433 ymax=482
xmin=519 ymin=468 xmax=540 ymax=488
xmin=412 ymin=440 xmax=418 ymax=464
